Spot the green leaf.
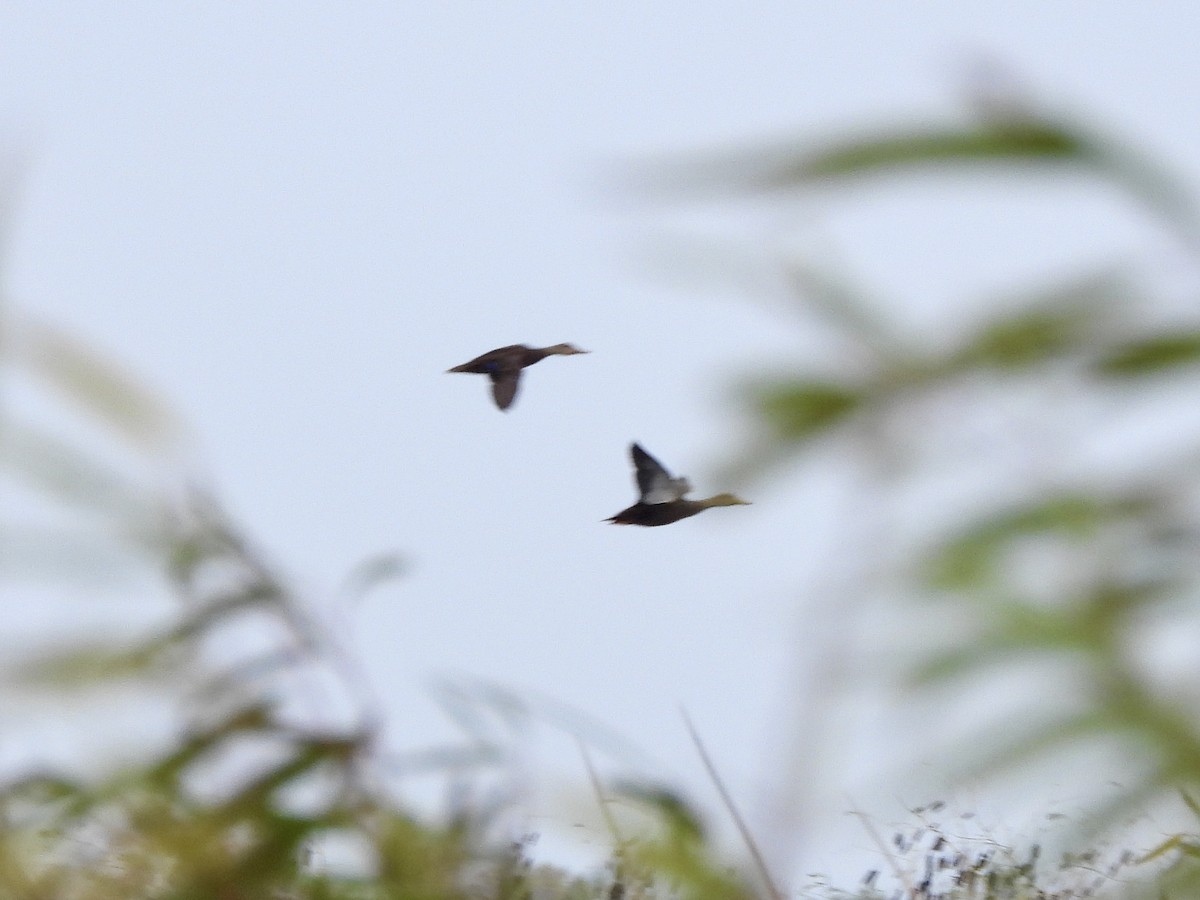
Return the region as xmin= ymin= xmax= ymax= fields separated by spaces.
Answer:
xmin=953 ymin=306 xmax=1096 ymax=370
xmin=1084 ymin=135 xmax=1200 ymax=247
xmin=795 ymin=120 xmax=1089 ymax=182
xmin=148 ymin=702 xmax=275 ymax=786
xmin=925 ymin=492 xmax=1154 ymax=591
xmin=948 ymin=270 xmax=1129 ymax=372
xmin=17 ymin=318 xmax=181 ymax=451
xmin=1182 ymin=789 xmax=1200 ymax=821
xmin=0 ymin=774 xmax=89 ymax=810
xmin=1141 ymin=833 xmax=1200 ymax=865
xmin=1094 ymin=332 xmax=1200 ymax=376
xmin=909 ymin=604 xmax=1093 ymax=686
xmin=0 ymin=525 xmax=144 ymax=583
xmin=6 ymin=639 xmax=172 ymax=690
xmin=630 ymin=119 xmax=1093 ymax=199
xmin=612 ymin=782 xmax=707 ymax=844
xmin=1 ymin=423 xmax=154 ymax=523
xmin=747 ymin=379 xmax=861 ymax=442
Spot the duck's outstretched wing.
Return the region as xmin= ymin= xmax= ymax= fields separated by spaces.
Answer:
xmin=490 ymin=371 xmax=521 ymax=410
xmin=630 ymin=443 xmax=690 ymax=503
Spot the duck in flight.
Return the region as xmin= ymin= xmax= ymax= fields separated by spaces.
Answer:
xmin=447 ymin=343 xmax=589 ymax=411
xmin=606 ymin=443 xmax=750 ymax=526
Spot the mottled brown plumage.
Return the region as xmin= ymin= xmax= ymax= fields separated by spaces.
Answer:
xmin=606 ymin=443 xmax=750 ymax=526
xmin=447 ymin=343 xmax=588 ymax=410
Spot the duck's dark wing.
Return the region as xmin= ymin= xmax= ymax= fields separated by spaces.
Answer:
xmin=630 ymin=443 xmax=689 ymax=503
xmin=490 ymin=371 xmax=521 ymax=410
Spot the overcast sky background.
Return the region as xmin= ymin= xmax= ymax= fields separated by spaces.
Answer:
xmin=4 ymin=3 xmax=1200 ymax=889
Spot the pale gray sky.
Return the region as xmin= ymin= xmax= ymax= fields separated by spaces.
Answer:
xmin=4 ymin=2 xmax=1200 ymax=888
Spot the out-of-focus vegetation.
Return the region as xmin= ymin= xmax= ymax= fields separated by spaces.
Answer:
xmin=3 ymin=305 xmax=756 ymax=898
xmin=636 ymin=82 xmax=1200 ymax=896
xmin=7 ymin=79 xmax=1200 ymax=898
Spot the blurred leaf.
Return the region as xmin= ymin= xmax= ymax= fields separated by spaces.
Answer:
xmin=1 ymin=422 xmax=154 ymax=524
xmin=168 ymin=584 xmax=284 ymax=639
xmin=386 ymin=742 xmax=505 ymax=774
xmin=17 ymin=318 xmax=181 ymax=450
xmin=782 ymin=259 xmax=906 ymax=358
xmin=7 ymin=638 xmax=173 ymax=690
xmin=149 ymin=702 xmax=275 ymax=787
xmin=375 ymin=815 xmax=469 ymax=896
xmin=955 ymin=306 xmax=1091 ymax=369
xmin=624 ymin=834 xmax=753 ymax=900
xmin=190 ymin=650 xmax=303 ymax=708
xmin=631 ymin=119 xmax=1091 ymax=199
xmin=746 ymin=379 xmax=862 ymax=442
xmin=804 ymin=120 xmax=1198 ymax=244
xmin=1095 ymin=331 xmax=1200 ymax=377
xmin=0 ymin=773 xmax=90 ymax=815
xmin=925 ymin=491 xmax=1155 ymax=591
xmin=0 ymin=525 xmax=145 ymax=583
xmin=796 ymin=120 xmax=1088 ymax=182
xmin=342 ymin=551 xmax=408 ymax=602
xmin=632 ymin=110 xmax=1200 ymax=244
xmin=1070 ymin=768 xmax=1168 ymax=848
xmin=910 ymin=619 xmax=1074 ymax=686
xmin=1183 ymin=789 xmax=1200 ymax=821
xmin=913 ymin=580 xmax=1167 ymax=686
xmin=954 ymin=710 xmax=1109 ymax=784
xmin=11 ymin=582 xmax=291 ymax=694
xmin=942 ymin=268 xmax=1131 ymax=375
xmin=612 ymin=782 xmax=707 ymax=844
xmin=1141 ymin=832 xmax=1198 ymax=864
xmin=221 ymin=737 xmax=356 ymax=814
xmin=1085 ymin=136 xmax=1200 ymax=247
xmin=952 ymin=297 xmax=1116 ymax=375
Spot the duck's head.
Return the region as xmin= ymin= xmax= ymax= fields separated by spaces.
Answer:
xmin=700 ymin=493 xmax=751 ymax=509
xmin=546 ymin=343 xmax=589 ymax=356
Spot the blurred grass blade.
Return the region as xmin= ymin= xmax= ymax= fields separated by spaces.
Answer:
xmin=631 ymin=119 xmax=1091 ymax=199
xmin=386 ymin=742 xmax=504 ymax=774
xmin=718 ymin=380 xmax=863 ymax=484
xmin=801 ymin=119 xmax=1200 ymax=242
xmin=745 ymin=379 xmax=862 ymax=442
xmin=795 ymin=120 xmax=1088 ymax=182
xmin=342 ymin=551 xmax=408 ymax=603
xmin=613 ymin=782 xmax=707 ymax=844
xmin=8 ymin=585 xmax=283 ymax=692
xmin=148 ymin=702 xmax=274 ymax=787
xmin=0 ymin=525 xmax=144 ymax=583
xmin=1086 ymin=136 xmax=1200 ymax=246
xmin=924 ymin=491 xmax=1155 ymax=591
xmin=953 ymin=305 xmax=1094 ymax=370
xmin=16 ymin=317 xmax=181 ymax=451
xmin=1182 ymin=789 xmax=1200 ymax=821
xmin=950 ymin=270 xmax=1128 ymax=371
xmin=783 ymin=259 xmax=902 ymax=356
xmin=2 ymin=422 xmax=156 ymax=523
xmin=910 ymin=606 xmax=1085 ymax=686
xmin=1094 ymin=331 xmax=1200 ymax=377
xmin=630 ymin=110 xmax=1200 ymax=242
xmin=957 ymin=710 xmax=1107 ymax=783
xmin=7 ymin=638 xmax=172 ymax=690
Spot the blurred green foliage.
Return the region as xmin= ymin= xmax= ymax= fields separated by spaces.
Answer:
xmin=640 ymin=85 xmax=1200 ymax=895
xmin=8 ymin=80 xmax=1200 ymax=898
xmin=4 ymin=316 xmax=746 ymax=897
